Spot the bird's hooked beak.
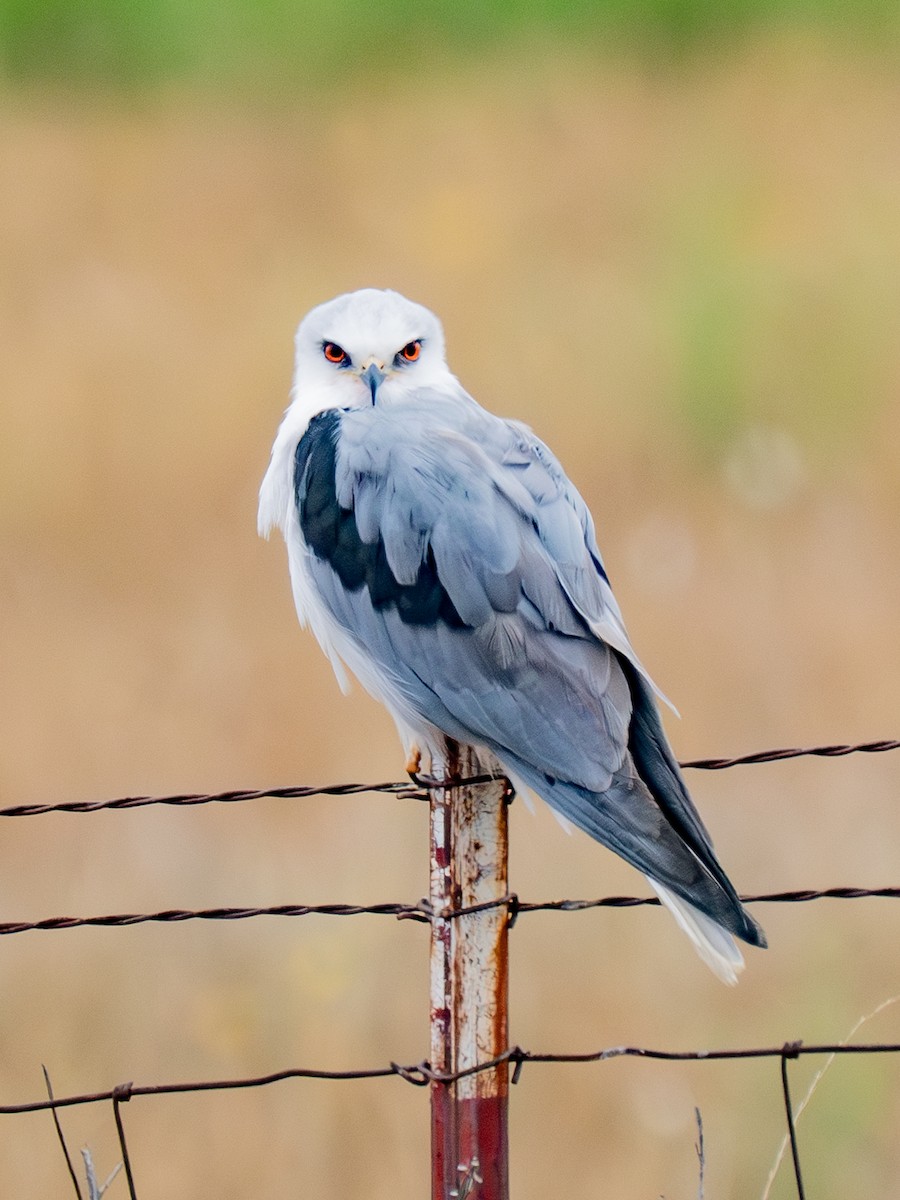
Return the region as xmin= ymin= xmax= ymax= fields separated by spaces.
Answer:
xmin=359 ymin=360 xmax=387 ymax=404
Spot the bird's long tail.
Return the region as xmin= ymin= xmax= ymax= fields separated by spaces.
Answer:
xmin=647 ymin=878 xmax=746 ymax=985
xmin=498 ymin=725 xmax=765 ymax=982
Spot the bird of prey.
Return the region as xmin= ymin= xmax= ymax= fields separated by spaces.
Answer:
xmin=259 ymin=288 xmax=766 ymax=982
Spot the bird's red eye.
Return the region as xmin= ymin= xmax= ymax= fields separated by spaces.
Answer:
xmin=323 ymin=342 xmax=348 ymax=364
xmin=400 ymin=341 xmax=421 ymax=362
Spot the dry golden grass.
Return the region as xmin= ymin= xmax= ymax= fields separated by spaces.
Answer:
xmin=1 ymin=35 xmax=899 ymax=1198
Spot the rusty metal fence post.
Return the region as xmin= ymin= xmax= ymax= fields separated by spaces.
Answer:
xmin=429 ymin=741 xmax=510 ymax=1200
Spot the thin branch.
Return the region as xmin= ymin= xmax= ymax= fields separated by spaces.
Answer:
xmin=694 ymin=1108 xmax=705 ymax=1200
xmin=81 ymin=1150 xmax=98 ymax=1200
xmin=82 ymin=1147 xmax=124 ymax=1200
xmin=761 ymin=994 xmax=900 ymax=1200
xmin=43 ymin=1066 xmax=83 ymax=1200
xmin=80 ymin=1149 xmax=123 ymax=1200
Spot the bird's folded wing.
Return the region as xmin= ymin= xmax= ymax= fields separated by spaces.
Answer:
xmin=292 ymin=394 xmax=765 ymax=947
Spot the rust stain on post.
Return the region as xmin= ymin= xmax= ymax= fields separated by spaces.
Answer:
xmin=430 ymin=740 xmax=510 ymax=1200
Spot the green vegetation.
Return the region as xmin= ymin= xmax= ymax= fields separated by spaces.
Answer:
xmin=0 ymin=0 xmax=898 ymax=91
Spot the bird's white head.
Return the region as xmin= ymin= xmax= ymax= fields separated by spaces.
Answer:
xmin=292 ymin=288 xmax=451 ymax=417
xmin=259 ymin=289 xmax=454 ymax=539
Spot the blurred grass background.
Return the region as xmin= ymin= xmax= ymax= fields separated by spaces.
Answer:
xmin=1 ymin=2 xmax=899 ymax=1198
xmin=2 ymin=0 xmax=900 ymax=91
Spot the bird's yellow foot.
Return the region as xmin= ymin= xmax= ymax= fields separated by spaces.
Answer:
xmin=405 ymin=745 xmax=422 ymax=777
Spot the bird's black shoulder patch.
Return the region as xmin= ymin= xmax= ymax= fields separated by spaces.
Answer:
xmin=590 ymin=550 xmax=610 ymax=585
xmin=294 ymin=410 xmax=466 ymax=628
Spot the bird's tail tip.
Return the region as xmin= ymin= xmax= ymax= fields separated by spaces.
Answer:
xmin=648 ymin=879 xmax=758 ymax=986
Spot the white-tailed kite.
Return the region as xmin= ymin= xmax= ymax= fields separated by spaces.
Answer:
xmin=259 ymin=288 xmax=766 ymax=983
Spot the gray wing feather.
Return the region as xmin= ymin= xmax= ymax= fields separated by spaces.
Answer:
xmin=324 ymin=393 xmax=643 ymax=788
xmin=310 ymin=390 xmax=763 ymax=946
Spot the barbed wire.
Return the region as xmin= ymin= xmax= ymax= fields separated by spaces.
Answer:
xmin=0 ymin=780 xmax=425 ymax=819
xmin=3 ymin=735 xmax=899 ymax=1199
xmin=0 ymin=739 xmax=896 ymax=938
xmin=18 ymin=1037 xmax=900 ymax=1200
xmin=3 ymin=1037 xmax=899 ymax=1116
xmin=679 ymin=737 xmax=900 ymax=770
xmin=2 ymin=737 xmax=896 ymax=821
xmin=12 ymin=1039 xmax=899 ymax=1199
xmin=1 ymin=885 xmax=899 ymax=939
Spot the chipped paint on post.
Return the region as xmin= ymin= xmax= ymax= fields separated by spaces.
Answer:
xmin=430 ymin=741 xmax=510 ymax=1200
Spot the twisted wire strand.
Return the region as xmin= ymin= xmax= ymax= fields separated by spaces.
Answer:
xmin=2 ymin=738 xmax=896 ymax=820
xmin=1 ymin=886 xmax=898 ymax=938
xmin=4 ymin=1039 xmax=900 ymax=1115
xmin=2 ymin=735 xmax=897 ymax=1189
xmin=680 ymin=738 xmax=900 ymax=770
xmin=0 ymin=781 xmax=427 ymax=819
